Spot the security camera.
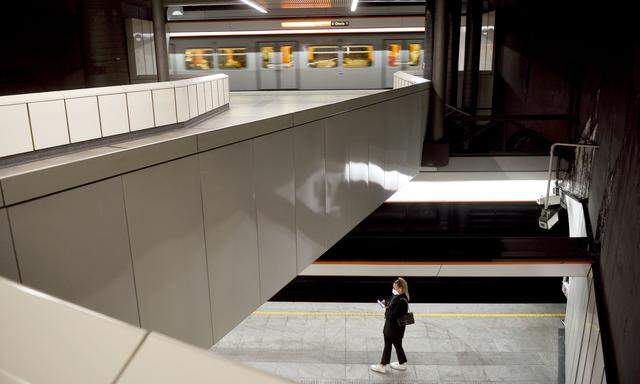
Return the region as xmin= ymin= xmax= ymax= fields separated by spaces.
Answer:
xmin=537 ymin=194 xmax=562 ymax=206
xmin=538 ymin=184 xmax=562 ymax=206
xmin=539 ymin=208 xmax=560 ymax=230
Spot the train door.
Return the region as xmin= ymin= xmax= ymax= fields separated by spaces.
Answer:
xmin=258 ymin=42 xmax=298 ymax=90
xmin=383 ymin=40 xmax=423 ymax=88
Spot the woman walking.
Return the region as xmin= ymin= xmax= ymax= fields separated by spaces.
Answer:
xmin=370 ymin=277 xmax=410 ymax=374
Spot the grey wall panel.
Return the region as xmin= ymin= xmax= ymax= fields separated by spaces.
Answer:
xmin=294 ymin=121 xmax=327 ymax=273
xmin=0 ymin=209 xmax=19 ymax=281
xmin=325 ymin=113 xmax=351 ymax=249
xmin=8 ymin=178 xmax=139 ymax=325
xmin=576 ymin=288 xmax=597 ymax=383
xmin=347 ymin=108 xmax=371 ymax=227
xmin=393 ymin=96 xmax=412 ymax=189
xmin=122 ymin=156 xmax=213 ymax=348
xmin=566 ymin=274 xmax=607 ymax=384
xmin=365 ymin=104 xmax=388 ymax=212
xmin=567 ymin=277 xmax=590 ymax=383
xmin=589 ymin=332 xmax=605 ymax=384
xmin=253 ymin=129 xmax=297 ymax=301
xmin=383 ymin=100 xmax=399 ymax=195
xmin=406 ymin=93 xmax=424 ymax=174
xmin=1 ymin=136 xmax=197 ymax=206
xmin=199 ymin=142 xmax=261 ymax=342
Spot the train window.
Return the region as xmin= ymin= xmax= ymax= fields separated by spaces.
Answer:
xmin=217 ymin=47 xmax=247 ymax=69
xmin=342 ymin=45 xmax=374 ymax=68
xmin=260 ymin=46 xmax=275 ymax=69
xmin=408 ymin=43 xmax=422 ymax=66
xmin=387 ymin=44 xmax=401 ymax=67
xmin=260 ymin=45 xmax=294 ymax=69
xmin=307 ymin=46 xmax=338 ymax=68
xmin=281 ymin=45 xmax=294 ymax=68
xmin=184 ymin=48 xmax=213 ymax=70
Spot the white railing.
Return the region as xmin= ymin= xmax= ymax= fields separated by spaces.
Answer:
xmin=393 ymin=71 xmax=429 ymax=89
xmin=0 ymin=74 xmax=229 ymax=158
xmin=0 ymin=276 xmax=292 ymax=384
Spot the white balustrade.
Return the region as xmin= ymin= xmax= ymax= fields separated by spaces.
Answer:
xmin=393 ymin=71 xmax=429 ymax=89
xmin=0 ymin=74 xmax=229 ymax=158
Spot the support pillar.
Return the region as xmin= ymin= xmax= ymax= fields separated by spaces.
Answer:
xmin=422 ymin=0 xmax=449 ymax=167
xmin=446 ymin=0 xmax=461 ymax=107
xmin=462 ymin=0 xmax=482 ymax=114
xmin=152 ymin=0 xmax=169 ymax=82
xmin=423 ymin=0 xmax=434 ymax=80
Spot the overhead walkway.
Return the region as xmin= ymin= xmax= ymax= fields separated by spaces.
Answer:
xmin=0 ymin=72 xmax=428 ymax=382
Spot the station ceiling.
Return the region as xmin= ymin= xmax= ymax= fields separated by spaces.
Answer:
xmin=165 ymin=0 xmax=426 ymax=7
xmin=163 ymin=0 xmax=491 ymax=20
xmin=165 ymin=0 xmax=430 ymax=19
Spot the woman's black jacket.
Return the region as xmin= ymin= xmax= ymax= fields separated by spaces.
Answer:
xmin=384 ymin=293 xmax=409 ymax=335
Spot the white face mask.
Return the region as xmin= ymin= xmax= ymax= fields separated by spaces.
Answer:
xmin=392 ymin=289 xmax=399 ymax=296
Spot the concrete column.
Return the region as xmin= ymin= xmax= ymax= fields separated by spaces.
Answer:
xmin=431 ymin=0 xmax=448 ymax=142
xmin=422 ymin=0 xmax=449 ymax=167
xmin=423 ymin=0 xmax=434 ymax=80
xmin=446 ymin=0 xmax=462 ymax=107
xmin=152 ymin=0 xmax=169 ymax=82
xmin=462 ymin=0 xmax=482 ymax=114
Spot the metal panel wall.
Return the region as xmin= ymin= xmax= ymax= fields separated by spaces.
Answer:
xmin=347 ymin=108 xmax=371 ymax=228
xmin=253 ymin=129 xmax=297 ymax=302
xmin=0 ymin=209 xmax=18 ymax=281
xmin=565 ymin=273 xmax=606 ymax=384
xmin=8 ymin=178 xmax=140 ymax=325
xmin=122 ymin=156 xmax=213 ymax=348
xmin=383 ymin=100 xmax=400 ymax=194
xmin=199 ymin=141 xmax=261 ymax=342
xmin=365 ymin=103 xmax=389 ymax=211
xmin=325 ymin=113 xmax=352 ymax=249
xmin=294 ymin=121 xmax=327 ymax=273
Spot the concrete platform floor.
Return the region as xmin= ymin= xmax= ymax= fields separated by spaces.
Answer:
xmin=210 ymin=302 xmax=565 ymax=384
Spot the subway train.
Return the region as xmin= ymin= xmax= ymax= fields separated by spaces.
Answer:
xmin=168 ymin=34 xmax=425 ymax=90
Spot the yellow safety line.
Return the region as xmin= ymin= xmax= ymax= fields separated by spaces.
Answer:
xmin=253 ymin=310 xmax=565 ymax=318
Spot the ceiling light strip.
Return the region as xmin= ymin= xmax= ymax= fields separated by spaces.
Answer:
xmin=240 ymin=0 xmax=268 ymax=14
xmin=281 ymin=20 xmax=332 ymax=28
xmin=169 ymin=27 xmax=424 ymax=37
xmin=350 ymin=0 xmax=359 ymax=12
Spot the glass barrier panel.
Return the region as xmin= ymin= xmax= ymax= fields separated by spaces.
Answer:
xmin=307 ymin=46 xmax=339 ymax=68
xmin=343 ymin=45 xmax=374 ymax=68
xmin=184 ymin=48 xmax=214 ymax=70
xmin=217 ymin=47 xmax=247 ymax=69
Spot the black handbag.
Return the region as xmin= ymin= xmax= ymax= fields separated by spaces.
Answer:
xmin=397 ymin=298 xmax=415 ymax=326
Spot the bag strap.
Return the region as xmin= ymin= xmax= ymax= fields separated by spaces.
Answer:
xmin=399 ymin=297 xmax=410 ymax=311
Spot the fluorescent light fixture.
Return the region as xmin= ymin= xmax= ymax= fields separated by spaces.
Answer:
xmin=169 ymin=27 xmax=424 ymax=37
xmin=171 ymin=9 xmax=183 ymax=16
xmin=387 ymin=180 xmax=551 ymax=202
xmin=240 ymin=0 xmax=268 ymax=13
xmin=281 ymin=20 xmax=331 ymax=28
xmin=350 ymin=0 xmax=359 ymax=12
